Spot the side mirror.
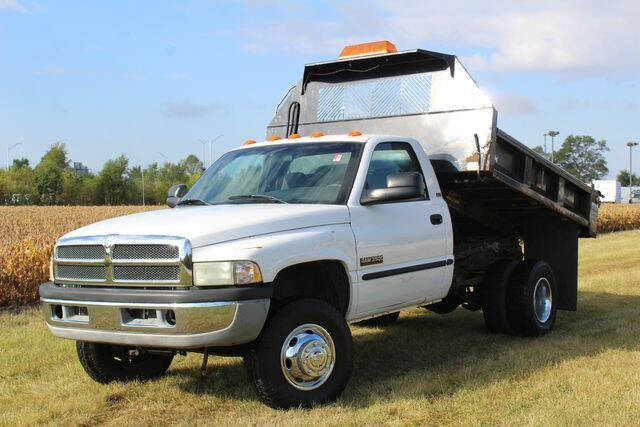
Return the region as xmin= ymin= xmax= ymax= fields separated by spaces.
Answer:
xmin=361 ymin=172 xmax=426 ymax=205
xmin=166 ymin=184 xmax=188 ymax=208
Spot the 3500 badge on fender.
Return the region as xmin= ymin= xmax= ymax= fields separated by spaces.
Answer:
xmin=360 ymin=255 xmax=383 ymax=266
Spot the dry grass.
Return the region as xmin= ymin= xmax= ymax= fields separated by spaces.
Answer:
xmin=2 ymin=230 xmax=640 ymax=425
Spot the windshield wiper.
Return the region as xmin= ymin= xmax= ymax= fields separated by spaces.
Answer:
xmin=227 ymin=194 xmax=288 ymax=204
xmin=177 ymin=198 xmax=210 ymax=206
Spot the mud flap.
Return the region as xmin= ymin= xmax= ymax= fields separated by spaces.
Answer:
xmin=523 ymin=218 xmax=578 ymax=311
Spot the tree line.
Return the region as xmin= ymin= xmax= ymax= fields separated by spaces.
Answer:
xmin=0 ymin=135 xmax=622 ymax=205
xmin=0 ymin=143 xmax=204 ymax=205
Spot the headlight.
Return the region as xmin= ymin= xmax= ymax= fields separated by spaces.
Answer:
xmin=193 ymin=261 xmax=263 ymax=286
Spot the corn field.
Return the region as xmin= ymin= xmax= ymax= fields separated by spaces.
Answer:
xmin=1 ymin=204 xmax=640 ymax=307
xmin=0 ymin=206 xmax=160 ymax=306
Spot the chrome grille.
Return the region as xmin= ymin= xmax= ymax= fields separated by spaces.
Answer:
xmin=55 ymin=265 xmax=107 ymax=281
xmin=52 ymin=235 xmax=192 ymax=286
xmin=112 ymin=244 xmax=179 ymax=260
xmin=113 ymin=265 xmax=181 ymax=282
xmin=56 ymin=245 xmax=105 ymax=260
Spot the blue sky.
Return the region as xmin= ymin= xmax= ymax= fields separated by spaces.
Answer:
xmin=1 ymin=0 xmax=639 ymax=178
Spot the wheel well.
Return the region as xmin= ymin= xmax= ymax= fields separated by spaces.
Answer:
xmin=271 ymin=260 xmax=350 ymax=316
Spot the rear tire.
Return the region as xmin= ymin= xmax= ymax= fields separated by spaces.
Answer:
xmin=245 ymin=298 xmax=353 ymax=409
xmin=76 ymin=342 xmax=173 ymax=383
xmin=354 ymin=311 xmax=399 ymax=327
xmin=507 ymin=260 xmax=558 ymax=336
xmin=481 ymin=259 xmax=520 ymax=334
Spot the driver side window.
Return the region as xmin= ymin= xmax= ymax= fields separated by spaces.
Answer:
xmin=364 ymin=142 xmax=428 ymax=196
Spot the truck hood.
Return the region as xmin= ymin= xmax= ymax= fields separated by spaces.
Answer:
xmin=61 ymin=204 xmax=351 ymax=248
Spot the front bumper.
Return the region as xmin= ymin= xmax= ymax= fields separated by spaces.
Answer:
xmin=39 ymin=282 xmax=272 ymax=349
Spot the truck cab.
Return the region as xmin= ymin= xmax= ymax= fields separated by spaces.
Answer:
xmin=39 ymin=41 xmax=597 ymax=409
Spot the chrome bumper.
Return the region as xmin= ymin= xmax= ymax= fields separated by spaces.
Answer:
xmin=40 ymin=285 xmax=271 ymax=349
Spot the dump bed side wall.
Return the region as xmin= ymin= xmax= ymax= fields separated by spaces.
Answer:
xmin=491 ymin=129 xmax=597 ymax=236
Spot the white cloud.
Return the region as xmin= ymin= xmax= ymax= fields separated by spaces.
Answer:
xmin=492 ymin=92 xmax=538 ymax=114
xmin=163 ymin=101 xmax=226 ymax=119
xmin=240 ymin=0 xmax=640 ymax=72
xmin=0 ymin=0 xmax=26 ymax=12
xmin=37 ymin=64 xmax=65 ymax=75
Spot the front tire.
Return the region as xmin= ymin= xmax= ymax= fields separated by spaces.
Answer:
xmin=507 ymin=260 xmax=558 ymax=336
xmin=76 ymin=342 xmax=173 ymax=384
xmin=245 ymin=298 xmax=353 ymax=409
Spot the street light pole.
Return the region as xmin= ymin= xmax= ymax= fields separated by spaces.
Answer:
xmin=7 ymin=142 xmax=22 ymax=169
xmin=547 ymin=131 xmax=559 ymax=162
xmin=627 ymin=142 xmax=639 ymax=204
xmin=198 ymin=139 xmax=209 ymax=168
xmin=209 ymin=134 xmax=223 ymax=167
xmin=543 ymin=133 xmax=548 ymax=155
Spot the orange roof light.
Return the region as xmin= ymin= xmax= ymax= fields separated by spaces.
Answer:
xmin=288 ymin=133 xmax=301 ymax=139
xmin=244 ymin=139 xmax=256 ymax=146
xmin=348 ymin=130 xmax=362 ymax=137
xmin=339 ymin=40 xmax=397 ymax=58
xmin=310 ymin=132 xmax=325 ymax=138
xmin=268 ymin=135 xmax=282 ymax=141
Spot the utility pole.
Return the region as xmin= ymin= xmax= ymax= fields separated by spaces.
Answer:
xmin=543 ymin=133 xmax=548 ymax=155
xmin=547 ymin=131 xmax=559 ymax=162
xmin=209 ymin=134 xmax=223 ymax=167
xmin=141 ymin=165 xmax=145 ymax=207
xmin=7 ymin=142 xmax=22 ymax=169
xmin=627 ymin=142 xmax=639 ymax=203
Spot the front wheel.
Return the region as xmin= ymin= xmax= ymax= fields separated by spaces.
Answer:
xmin=76 ymin=342 xmax=173 ymax=383
xmin=244 ymin=298 xmax=353 ymax=409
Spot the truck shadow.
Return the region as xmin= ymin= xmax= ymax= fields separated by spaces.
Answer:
xmin=170 ymin=290 xmax=640 ymax=407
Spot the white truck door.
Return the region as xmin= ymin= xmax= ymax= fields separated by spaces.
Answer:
xmin=350 ymin=141 xmax=452 ymax=316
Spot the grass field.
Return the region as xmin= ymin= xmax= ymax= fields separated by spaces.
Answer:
xmin=2 ymin=230 xmax=640 ymax=425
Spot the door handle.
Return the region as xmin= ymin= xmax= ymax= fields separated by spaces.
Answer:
xmin=430 ymin=214 xmax=443 ymax=225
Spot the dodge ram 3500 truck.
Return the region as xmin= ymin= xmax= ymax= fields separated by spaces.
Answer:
xmin=39 ymin=41 xmax=598 ymax=409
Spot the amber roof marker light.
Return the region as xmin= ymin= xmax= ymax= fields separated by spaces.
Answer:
xmin=288 ymin=134 xmax=301 ymax=139
xmin=339 ymin=40 xmax=397 ymax=59
xmin=310 ymin=132 xmax=325 ymax=138
xmin=267 ymin=136 xmax=282 ymax=141
xmin=348 ymin=130 xmax=362 ymax=137
xmin=244 ymin=139 xmax=256 ymax=146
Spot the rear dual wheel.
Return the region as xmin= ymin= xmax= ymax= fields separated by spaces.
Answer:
xmin=482 ymin=259 xmax=558 ymax=336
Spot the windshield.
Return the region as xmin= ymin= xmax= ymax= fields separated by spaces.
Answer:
xmin=183 ymin=142 xmax=363 ymax=205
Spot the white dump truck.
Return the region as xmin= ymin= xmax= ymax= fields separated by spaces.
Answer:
xmin=39 ymin=41 xmax=598 ymax=409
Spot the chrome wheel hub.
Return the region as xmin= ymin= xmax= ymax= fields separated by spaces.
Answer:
xmin=533 ymin=277 xmax=553 ymax=323
xmin=280 ymin=323 xmax=335 ymax=390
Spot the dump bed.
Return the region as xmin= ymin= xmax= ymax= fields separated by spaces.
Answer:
xmin=266 ymin=47 xmax=598 ymax=237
